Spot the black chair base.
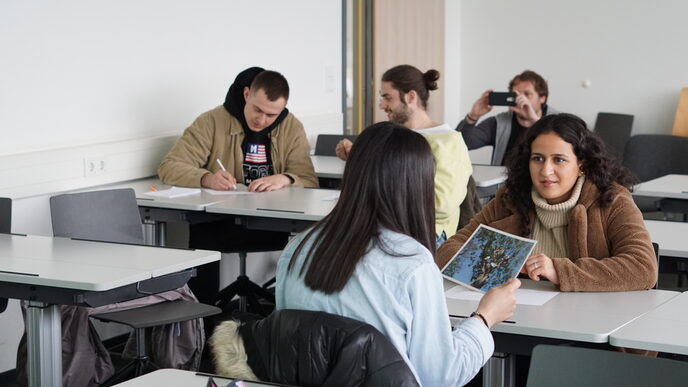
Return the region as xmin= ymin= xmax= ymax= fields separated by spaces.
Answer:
xmin=215 ymin=275 xmax=275 ymax=316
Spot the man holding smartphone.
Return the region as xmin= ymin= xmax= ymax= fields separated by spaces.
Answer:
xmin=456 ymin=70 xmax=558 ymax=165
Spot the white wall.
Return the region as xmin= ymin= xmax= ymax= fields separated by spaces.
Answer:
xmin=0 ymin=0 xmax=343 ymax=204
xmin=0 ymin=0 xmax=343 ymax=374
xmin=445 ymin=0 xmax=688 ymax=135
xmin=0 ymin=0 xmax=342 ymax=155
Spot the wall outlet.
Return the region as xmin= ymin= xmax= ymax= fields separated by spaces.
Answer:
xmin=83 ymin=157 xmax=108 ymax=177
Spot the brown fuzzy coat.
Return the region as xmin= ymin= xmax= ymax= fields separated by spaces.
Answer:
xmin=437 ymin=180 xmax=657 ymax=291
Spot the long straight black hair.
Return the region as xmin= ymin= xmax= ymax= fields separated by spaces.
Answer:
xmin=287 ymin=122 xmax=437 ymax=293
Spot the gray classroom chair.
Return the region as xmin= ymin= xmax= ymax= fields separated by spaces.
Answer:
xmin=50 ymin=188 xmax=220 ymax=383
xmin=0 ymin=197 xmax=9 ymax=313
xmin=623 ymin=134 xmax=688 ymax=218
xmin=593 ymin=112 xmax=634 ymax=160
xmin=0 ymin=197 xmax=10 ymax=234
xmin=314 ymin=134 xmax=358 ymax=156
xmin=526 ymin=344 xmax=688 ymax=387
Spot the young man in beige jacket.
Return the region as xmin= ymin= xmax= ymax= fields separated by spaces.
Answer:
xmin=159 ymin=66 xmax=318 ymax=192
xmin=158 ymin=67 xmax=318 ymax=306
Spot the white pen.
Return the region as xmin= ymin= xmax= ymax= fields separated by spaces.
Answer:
xmin=215 ymin=158 xmax=236 ymax=190
xmin=216 ymin=158 xmax=227 ymax=171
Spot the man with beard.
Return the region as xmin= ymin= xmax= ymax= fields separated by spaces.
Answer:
xmin=335 ymin=65 xmax=472 ymax=245
xmin=456 ymin=70 xmax=558 ymax=166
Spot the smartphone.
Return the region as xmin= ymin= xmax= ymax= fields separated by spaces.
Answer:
xmin=488 ymin=92 xmax=516 ymax=106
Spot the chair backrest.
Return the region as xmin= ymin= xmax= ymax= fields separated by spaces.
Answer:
xmin=50 ymin=188 xmax=144 ymax=245
xmin=593 ymin=112 xmax=634 ymax=160
xmin=527 ymin=344 xmax=688 ymax=387
xmin=314 ymin=134 xmax=358 ymax=156
xmin=211 ymin=309 xmax=419 ymax=387
xmin=0 ymin=197 xmax=10 ymax=234
xmin=652 ymin=242 xmax=659 ymax=289
xmin=623 ymin=134 xmax=688 ymax=182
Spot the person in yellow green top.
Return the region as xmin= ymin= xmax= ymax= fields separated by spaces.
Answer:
xmin=336 ymin=65 xmax=472 ymax=245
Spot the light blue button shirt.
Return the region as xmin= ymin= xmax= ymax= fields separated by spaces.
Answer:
xmin=276 ymin=228 xmax=494 ymax=387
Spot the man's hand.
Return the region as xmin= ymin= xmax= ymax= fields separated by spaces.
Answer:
xmin=509 ymin=90 xmax=541 ymax=127
xmin=247 ymin=174 xmax=292 ymax=192
xmin=201 ymin=170 xmax=236 ymax=190
xmin=467 ymin=89 xmax=494 ymax=124
xmin=475 ymin=278 xmax=520 ymax=328
xmin=521 ymin=253 xmax=560 ymax=285
xmin=335 ymin=139 xmax=353 ymax=161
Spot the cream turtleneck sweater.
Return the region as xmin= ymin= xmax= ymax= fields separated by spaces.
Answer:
xmin=530 ymin=176 xmax=585 ymax=258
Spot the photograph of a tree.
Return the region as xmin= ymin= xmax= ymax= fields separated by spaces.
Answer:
xmin=442 ymin=225 xmax=536 ymax=292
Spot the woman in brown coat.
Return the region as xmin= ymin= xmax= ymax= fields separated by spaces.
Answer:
xmin=437 ymin=113 xmax=657 ymax=292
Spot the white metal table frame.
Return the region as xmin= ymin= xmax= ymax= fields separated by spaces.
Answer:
xmin=633 ymin=174 xmax=688 ymax=200
xmin=0 ymin=233 xmax=220 ymax=387
xmin=609 ymin=291 xmax=688 ymax=355
xmin=204 ymin=186 xmax=337 ymax=223
xmin=644 ymin=220 xmax=688 ymax=259
xmin=445 ymin=279 xmax=679 ymax=387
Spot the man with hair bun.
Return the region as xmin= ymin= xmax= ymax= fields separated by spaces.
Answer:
xmin=456 ymin=70 xmax=559 ymax=166
xmin=336 ymin=64 xmax=472 ymax=245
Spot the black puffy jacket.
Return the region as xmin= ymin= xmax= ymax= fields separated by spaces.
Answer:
xmin=238 ymin=309 xmax=420 ymax=387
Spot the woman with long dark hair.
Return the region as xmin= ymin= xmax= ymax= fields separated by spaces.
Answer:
xmin=276 ymin=122 xmax=519 ymax=386
xmin=438 ymin=113 xmax=657 ymax=291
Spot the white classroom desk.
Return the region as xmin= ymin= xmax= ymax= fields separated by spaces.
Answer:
xmin=310 ymin=155 xmax=507 ymax=188
xmin=644 ymin=220 xmax=688 ymax=258
xmin=471 ymin=164 xmax=507 ymax=188
xmin=633 ymin=174 xmax=688 ymax=200
xmin=205 ymin=187 xmax=337 ymax=222
xmin=444 ymin=279 xmax=678 ymax=387
xmin=114 ymin=368 xmax=275 ymax=386
xmin=0 ymin=233 xmax=220 ymax=387
xmin=609 ymin=291 xmax=688 ymax=355
xmin=311 ymin=155 xmax=346 ymax=179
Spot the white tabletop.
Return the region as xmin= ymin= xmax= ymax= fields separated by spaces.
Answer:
xmin=0 ymin=234 xmax=220 ymax=291
xmin=644 ymin=220 xmax=688 ymax=258
xmin=205 ymin=187 xmax=337 ymax=222
xmin=633 ymin=174 xmax=688 ymax=200
xmin=101 ymin=177 xmax=228 ymax=211
xmin=609 ymin=292 xmax=688 ymax=355
xmin=472 ymin=164 xmax=507 ymax=187
xmin=445 ymin=279 xmax=679 ymax=343
xmin=311 ymin=155 xmax=346 ymax=179
xmin=311 ymin=155 xmax=506 ymax=189
xmin=113 ymin=369 xmax=270 ymax=386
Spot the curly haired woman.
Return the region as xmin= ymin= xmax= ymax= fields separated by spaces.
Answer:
xmin=437 ymin=113 xmax=657 ymax=291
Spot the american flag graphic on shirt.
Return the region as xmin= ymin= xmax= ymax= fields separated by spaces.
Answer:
xmin=245 ymin=144 xmax=267 ymax=163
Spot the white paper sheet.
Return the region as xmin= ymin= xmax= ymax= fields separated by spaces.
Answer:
xmin=202 ymin=184 xmax=250 ymax=195
xmin=141 ymin=187 xmax=201 ymax=199
xmin=445 ymin=285 xmax=559 ymax=306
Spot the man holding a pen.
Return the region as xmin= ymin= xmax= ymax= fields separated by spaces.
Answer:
xmin=158 ymin=66 xmax=318 ymax=192
xmin=157 ymin=67 xmax=318 ymax=307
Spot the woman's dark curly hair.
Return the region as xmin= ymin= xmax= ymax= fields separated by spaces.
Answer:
xmin=503 ymin=113 xmax=638 ymax=235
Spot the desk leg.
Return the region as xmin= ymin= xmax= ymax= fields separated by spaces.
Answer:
xmin=26 ymin=301 xmax=61 ymax=387
xmin=483 ymin=352 xmax=514 ymax=387
xmin=143 ymin=220 xmax=167 ymax=246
